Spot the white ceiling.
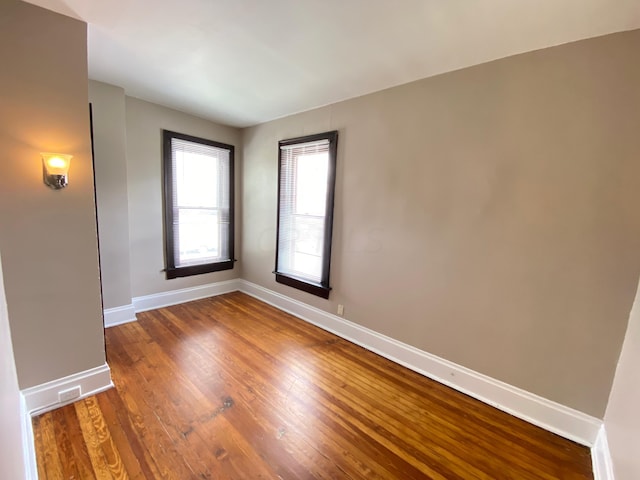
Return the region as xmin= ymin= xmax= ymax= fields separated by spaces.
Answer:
xmin=24 ymin=0 xmax=640 ymax=127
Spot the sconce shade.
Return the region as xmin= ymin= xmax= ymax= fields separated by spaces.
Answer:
xmin=42 ymin=153 xmax=72 ymax=189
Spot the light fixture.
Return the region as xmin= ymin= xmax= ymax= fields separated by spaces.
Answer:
xmin=41 ymin=153 xmax=72 ymax=190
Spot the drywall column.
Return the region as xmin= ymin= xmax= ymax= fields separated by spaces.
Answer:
xmin=604 ymin=278 xmax=640 ymax=480
xmin=89 ymin=81 xmax=134 ymax=313
xmin=0 ymin=0 xmax=106 ymax=388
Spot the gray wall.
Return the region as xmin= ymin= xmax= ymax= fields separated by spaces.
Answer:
xmin=0 ymin=0 xmax=106 ymax=389
xmin=0 ymin=251 xmax=26 ymax=480
xmin=604 ymin=279 xmax=640 ymax=479
xmin=89 ymin=81 xmax=133 ymax=310
xmin=242 ymin=29 xmax=640 ymax=418
xmin=125 ymin=97 xmax=242 ymax=298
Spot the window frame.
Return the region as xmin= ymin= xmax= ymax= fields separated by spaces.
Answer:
xmin=274 ymin=130 xmax=338 ymax=299
xmin=162 ymin=129 xmax=235 ymax=279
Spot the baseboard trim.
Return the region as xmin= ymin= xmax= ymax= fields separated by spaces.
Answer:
xmin=20 ymin=395 xmax=37 ymax=480
xmin=104 ymin=303 xmax=137 ymax=328
xmin=592 ymin=425 xmax=615 ymax=480
xmin=103 ymin=278 xmax=603 ymax=447
xmin=132 ymin=279 xmax=240 ymax=313
xmin=21 ymin=363 xmax=113 ymax=416
xmin=237 ymin=279 xmax=602 ymax=447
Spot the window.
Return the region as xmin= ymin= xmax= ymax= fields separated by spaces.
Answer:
xmin=163 ymin=130 xmax=234 ymax=279
xmin=275 ymin=131 xmax=338 ymax=298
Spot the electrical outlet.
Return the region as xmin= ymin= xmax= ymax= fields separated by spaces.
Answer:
xmin=58 ymin=386 xmax=81 ymax=403
xmin=337 ymin=304 xmax=344 ymax=316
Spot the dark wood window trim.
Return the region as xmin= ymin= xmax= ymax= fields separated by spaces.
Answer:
xmin=275 ymin=130 xmax=338 ymax=299
xmin=163 ymin=130 xmax=235 ymax=279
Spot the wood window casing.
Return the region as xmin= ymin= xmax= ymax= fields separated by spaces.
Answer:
xmin=275 ymin=131 xmax=338 ymax=298
xmin=162 ymin=130 xmax=234 ymax=279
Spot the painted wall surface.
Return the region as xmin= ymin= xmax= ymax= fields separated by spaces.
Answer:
xmin=0 ymin=0 xmax=106 ymax=388
xmin=242 ymin=29 xmax=640 ymax=417
xmin=0 ymin=252 xmax=26 ymax=480
xmin=125 ymin=97 xmax=242 ymax=298
xmin=89 ymin=81 xmax=133 ymax=310
xmin=604 ymin=278 xmax=640 ymax=479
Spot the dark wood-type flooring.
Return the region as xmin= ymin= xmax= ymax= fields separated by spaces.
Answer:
xmin=33 ymin=292 xmax=593 ymax=479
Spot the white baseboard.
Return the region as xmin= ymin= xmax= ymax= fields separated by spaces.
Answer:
xmin=20 ymin=396 xmax=37 ymax=480
xmin=592 ymin=425 xmax=615 ymax=480
xmin=237 ymin=279 xmax=602 ymax=447
xmin=21 ymin=363 xmax=113 ymax=416
xmin=132 ymin=279 xmax=240 ymax=313
xmin=103 ymin=303 xmax=137 ymax=328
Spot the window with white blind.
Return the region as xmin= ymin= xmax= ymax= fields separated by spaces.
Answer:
xmin=275 ymin=131 xmax=338 ymax=298
xmin=162 ymin=130 xmax=234 ymax=279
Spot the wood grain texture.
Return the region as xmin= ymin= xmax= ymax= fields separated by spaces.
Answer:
xmin=33 ymin=292 xmax=593 ymax=479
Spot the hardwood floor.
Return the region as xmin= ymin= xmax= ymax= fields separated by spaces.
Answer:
xmin=33 ymin=292 xmax=593 ymax=479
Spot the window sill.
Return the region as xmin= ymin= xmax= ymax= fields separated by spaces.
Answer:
xmin=166 ymin=260 xmax=234 ymax=279
xmin=275 ymin=273 xmax=331 ymax=299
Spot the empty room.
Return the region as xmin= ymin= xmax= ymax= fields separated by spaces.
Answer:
xmin=1 ymin=0 xmax=640 ymax=478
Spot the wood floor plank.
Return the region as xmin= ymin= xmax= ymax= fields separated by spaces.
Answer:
xmin=208 ymin=296 xmax=531 ymax=477
xmin=50 ymin=408 xmax=83 ymax=480
xmin=32 ymin=415 xmax=50 ymax=480
xmin=227 ymin=293 xmax=593 ymax=477
xmin=302 ymin=345 xmax=551 ymax=478
xmin=33 ymin=292 xmax=594 ymax=479
xmin=107 ymin=327 xmax=205 ymax=479
xmin=74 ymin=398 xmax=117 ymax=480
xmin=95 ymin=390 xmax=151 ymax=480
xmin=84 ymin=396 xmax=128 ymax=479
xmin=62 ymin=398 xmax=104 ymax=479
xmin=38 ymin=411 xmax=67 ymax=479
xmin=141 ymin=306 xmax=341 ymax=479
xmin=153 ymin=303 xmax=421 ymax=479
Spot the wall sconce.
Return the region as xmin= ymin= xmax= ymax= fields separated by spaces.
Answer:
xmin=41 ymin=153 xmax=72 ymax=190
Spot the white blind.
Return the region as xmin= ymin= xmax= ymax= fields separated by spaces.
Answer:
xmin=277 ymin=139 xmax=330 ymax=283
xmin=171 ymin=138 xmax=231 ymax=267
